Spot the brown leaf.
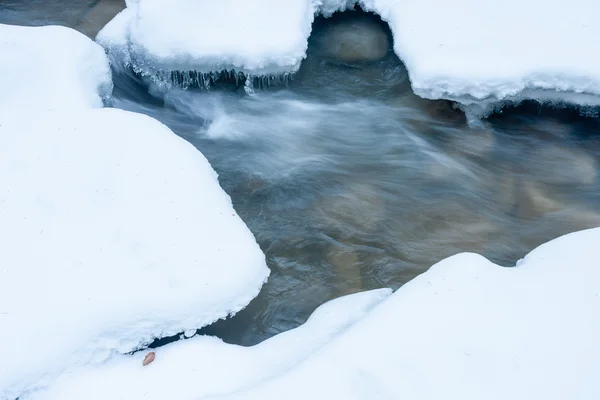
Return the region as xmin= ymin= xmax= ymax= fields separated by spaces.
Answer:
xmin=143 ymin=351 xmax=155 ymax=366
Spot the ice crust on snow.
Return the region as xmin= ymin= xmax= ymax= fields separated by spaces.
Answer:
xmin=98 ymin=0 xmax=600 ymax=111
xmin=26 ymin=228 xmax=600 ymax=400
xmin=0 ymin=23 xmax=113 ymax=110
xmin=0 ymin=23 xmax=268 ymax=400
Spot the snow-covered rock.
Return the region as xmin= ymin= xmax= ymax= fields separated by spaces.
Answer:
xmin=24 ymin=228 xmax=600 ymax=400
xmin=95 ymin=5 xmax=134 ymax=68
xmin=98 ymin=0 xmax=314 ymax=79
xmin=0 ymin=23 xmax=112 ymax=110
xmin=357 ymin=0 xmax=600 ymax=114
xmin=315 ymin=0 xmax=359 ymax=17
xmin=99 ymin=0 xmax=600 ymax=111
xmin=0 ymin=108 xmax=268 ymax=399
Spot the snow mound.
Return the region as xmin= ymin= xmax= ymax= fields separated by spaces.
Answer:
xmin=28 ymin=289 xmax=392 ymax=400
xmin=324 ymin=0 xmax=600 ymax=113
xmin=99 ymin=0 xmax=600 ymax=111
xmin=0 ymin=23 xmax=112 ymax=110
xmin=25 ymin=228 xmax=600 ymax=400
xmin=357 ymin=0 xmax=600 ymax=114
xmin=0 ymin=108 xmax=269 ymax=399
xmin=97 ymin=0 xmax=314 ymax=82
xmin=222 ymin=228 xmax=600 ymax=400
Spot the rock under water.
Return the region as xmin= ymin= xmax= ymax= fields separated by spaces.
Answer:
xmin=317 ymin=14 xmax=390 ymax=63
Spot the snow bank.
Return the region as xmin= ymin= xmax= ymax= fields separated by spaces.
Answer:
xmin=26 ymin=228 xmax=600 ymax=400
xmin=0 ymin=23 xmax=112 ymax=110
xmin=28 ymin=289 xmax=391 ymax=400
xmin=323 ymin=0 xmax=600 ymax=112
xmin=356 ymin=0 xmax=600 ymax=114
xmin=0 ymin=108 xmax=269 ymax=399
xmin=98 ymin=0 xmax=314 ymax=80
xmin=316 ymin=0 xmax=358 ymax=17
xmin=223 ymin=228 xmax=600 ymax=400
xmin=95 ymin=6 xmax=134 ymax=69
xmin=99 ymin=0 xmax=600 ymax=111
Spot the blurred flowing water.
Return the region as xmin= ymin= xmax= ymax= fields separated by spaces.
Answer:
xmin=3 ymin=3 xmax=600 ymax=345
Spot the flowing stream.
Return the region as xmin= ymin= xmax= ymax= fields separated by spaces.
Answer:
xmin=3 ymin=2 xmax=600 ymax=346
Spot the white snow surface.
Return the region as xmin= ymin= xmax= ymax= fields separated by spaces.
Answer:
xmin=98 ymin=0 xmax=314 ymax=76
xmin=222 ymin=228 xmax=600 ymax=400
xmin=95 ymin=7 xmax=134 ymax=68
xmin=0 ymin=108 xmax=269 ymax=399
xmin=29 ymin=289 xmax=392 ymax=400
xmin=0 ymin=23 xmax=112 ymax=110
xmin=356 ymin=0 xmax=600 ymax=114
xmin=27 ymin=228 xmax=600 ymax=400
xmin=99 ymin=0 xmax=600 ymax=111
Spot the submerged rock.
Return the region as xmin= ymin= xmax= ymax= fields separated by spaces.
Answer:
xmin=528 ymin=144 xmax=597 ymax=185
xmin=453 ymin=125 xmax=497 ymax=158
xmin=312 ymin=181 xmax=386 ymax=233
xmin=327 ymin=246 xmax=363 ymax=294
xmin=318 ymin=17 xmax=390 ymax=63
xmin=392 ymin=202 xmax=499 ymax=267
xmin=519 ymin=181 xmax=564 ymax=217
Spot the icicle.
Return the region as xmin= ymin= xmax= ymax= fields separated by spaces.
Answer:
xmin=244 ymin=74 xmax=255 ymax=95
xmin=147 ymin=67 xmax=297 ymax=91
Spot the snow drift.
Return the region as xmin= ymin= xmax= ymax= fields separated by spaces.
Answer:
xmin=0 ymin=23 xmax=112 ymax=110
xmin=98 ymin=0 xmax=600 ymax=112
xmin=0 ymin=107 xmax=269 ymax=400
xmin=28 ymin=289 xmax=393 ymax=400
xmin=0 ymin=23 xmax=269 ymax=400
xmin=97 ymin=0 xmax=314 ymax=83
xmin=358 ymin=0 xmax=600 ymax=115
xmin=24 ymin=228 xmax=600 ymax=400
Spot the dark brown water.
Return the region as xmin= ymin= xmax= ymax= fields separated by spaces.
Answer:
xmin=3 ymin=3 xmax=600 ymax=346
